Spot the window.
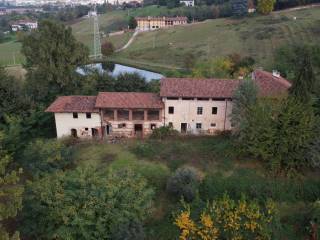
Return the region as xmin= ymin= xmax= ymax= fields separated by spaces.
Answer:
xmin=86 ymin=113 xmax=91 ymax=119
xmin=85 ymin=127 xmax=89 ymax=131
xmin=147 ymin=110 xmax=160 ymax=120
xmin=118 ymin=110 xmax=129 ymax=120
xmin=198 ymin=98 xmax=209 ymax=101
xmin=196 ymin=123 xmax=202 ymax=129
xmin=150 ymin=124 xmax=156 ymax=130
xmin=212 ymin=107 xmax=218 ymax=115
xmin=182 ymin=97 xmax=194 ymax=100
xmin=167 ymin=97 xmax=179 ymax=100
xmin=197 ymin=107 xmax=203 ymax=115
xmin=73 ymin=112 xmax=78 ymax=119
xmin=118 ymin=123 xmax=126 ymax=128
xmin=168 ymin=106 xmax=174 ymax=114
xmin=211 ymin=123 xmax=216 ymax=127
xmin=168 ymin=122 xmax=173 ymax=128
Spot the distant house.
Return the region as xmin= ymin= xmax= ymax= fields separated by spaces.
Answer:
xmin=11 ymin=20 xmax=38 ymax=32
xmin=180 ymin=0 xmax=194 ymax=6
xmin=46 ymin=70 xmax=291 ymax=139
xmin=135 ymin=16 xmax=188 ymax=31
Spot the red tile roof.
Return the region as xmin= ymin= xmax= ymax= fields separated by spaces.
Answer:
xmin=160 ymin=70 xmax=291 ymax=98
xmin=95 ymin=92 xmax=164 ymax=109
xmin=135 ymin=16 xmax=187 ymax=21
xmin=252 ymin=69 xmax=292 ymax=97
xmin=160 ymin=77 xmax=240 ymax=98
xmin=45 ymin=96 xmax=98 ymax=113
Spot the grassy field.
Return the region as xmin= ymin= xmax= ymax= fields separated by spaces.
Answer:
xmin=71 ymin=6 xmax=183 ymax=55
xmin=113 ymin=7 xmax=320 ymax=71
xmin=0 ymin=39 xmax=24 ymax=66
xmin=70 ymin=136 xmax=320 ymax=240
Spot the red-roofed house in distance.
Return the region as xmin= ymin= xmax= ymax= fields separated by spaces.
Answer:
xmin=46 ymin=70 xmax=291 ymax=139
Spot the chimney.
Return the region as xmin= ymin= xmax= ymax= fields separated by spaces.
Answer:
xmin=272 ymin=70 xmax=281 ymax=78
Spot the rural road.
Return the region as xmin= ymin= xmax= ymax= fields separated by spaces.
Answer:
xmin=115 ymin=30 xmax=140 ymax=52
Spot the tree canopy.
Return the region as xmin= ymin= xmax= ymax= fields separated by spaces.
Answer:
xmin=21 ymin=20 xmax=89 ymax=104
xmin=21 ymin=167 xmax=154 ymax=239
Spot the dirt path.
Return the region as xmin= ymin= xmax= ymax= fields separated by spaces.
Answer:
xmin=115 ymin=30 xmax=140 ymax=52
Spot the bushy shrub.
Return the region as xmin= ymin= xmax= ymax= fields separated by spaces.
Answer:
xmin=200 ymin=169 xmax=320 ymax=203
xmin=150 ymin=126 xmax=179 ymax=140
xmin=132 ymin=142 xmax=156 ymax=158
xmin=101 ymin=41 xmax=115 ymax=56
xmin=166 ymin=166 xmax=202 ymax=202
xmin=110 ymin=158 xmax=170 ymax=192
xmin=20 ymin=138 xmax=73 ymax=178
xmin=111 ymin=219 xmax=146 ymax=240
xmin=21 ymin=167 xmax=154 ymax=239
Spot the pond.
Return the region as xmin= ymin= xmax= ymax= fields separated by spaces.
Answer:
xmin=78 ymin=62 xmax=164 ymax=81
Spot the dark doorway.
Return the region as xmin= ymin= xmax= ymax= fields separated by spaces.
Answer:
xmin=71 ymin=129 xmax=77 ymax=138
xmin=91 ymin=128 xmax=99 ymax=138
xmin=106 ymin=125 xmax=111 ymax=135
xmin=134 ymin=124 xmax=143 ymax=138
xmin=181 ymin=123 xmax=187 ymax=133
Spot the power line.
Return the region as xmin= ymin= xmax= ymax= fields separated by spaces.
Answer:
xmin=93 ymin=4 xmax=102 ymax=60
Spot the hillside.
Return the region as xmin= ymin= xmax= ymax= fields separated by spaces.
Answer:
xmin=71 ymin=6 xmax=188 ymax=55
xmin=111 ymin=7 xmax=320 ymax=72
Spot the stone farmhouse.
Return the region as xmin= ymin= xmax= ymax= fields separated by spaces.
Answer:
xmin=46 ymin=70 xmax=291 ymax=139
xmin=135 ymin=16 xmax=188 ymax=31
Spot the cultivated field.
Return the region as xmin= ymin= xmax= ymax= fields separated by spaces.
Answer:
xmin=114 ymin=7 xmax=320 ymax=71
xmin=0 ymin=40 xmax=24 ymax=66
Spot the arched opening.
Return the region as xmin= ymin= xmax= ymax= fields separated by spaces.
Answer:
xmin=71 ymin=128 xmax=77 ymax=138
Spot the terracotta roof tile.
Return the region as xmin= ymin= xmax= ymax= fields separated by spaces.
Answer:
xmin=95 ymin=92 xmax=164 ymax=109
xmin=160 ymin=70 xmax=291 ymax=98
xmin=160 ymin=78 xmax=240 ymax=98
xmin=253 ymin=69 xmax=292 ymax=97
xmin=45 ymin=96 xmax=98 ymax=113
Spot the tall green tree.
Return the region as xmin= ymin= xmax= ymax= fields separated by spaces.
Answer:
xmin=0 ymin=67 xmax=29 ymax=124
xmin=21 ymin=20 xmax=89 ymax=104
xmin=231 ymin=78 xmax=258 ymax=133
xmin=21 ymin=167 xmax=154 ymax=239
xmin=257 ymin=0 xmax=275 ymax=14
xmin=128 ymin=16 xmax=137 ymax=29
xmin=272 ymin=97 xmax=316 ymax=175
xmin=289 ymin=47 xmax=317 ymax=102
xmin=0 ymin=132 xmax=24 ymax=240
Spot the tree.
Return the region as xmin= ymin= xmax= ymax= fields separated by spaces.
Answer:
xmin=20 ymin=138 xmax=73 ymax=179
xmin=175 ymin=194 xmax=278 ymax=240
xmin=0 ymin=132 xmax=24 ymax=240
xmin=21 ymin=167 xmax=154 ymax=239
xmin=272 ymin=97 xmax=316 ymax=175
xmin=21 ymin=20 xmax=89 ymax=104
xmin=0 ymin=67 xmax=29 ymax=124
xmin=289 ymin=48 xmax=317 ymax=102
xmin=101 ymin=41 xmax=115 ymax=56
xmin=257 ymin=0 xmax=275 ymax=14
xmin=114 ymin=72 xmax=149 ymax=92
xmin=128 ymin=16 xmax=137 ymax=29
xmin=231 ymin=78 xmax=258 ymax=133
xmin=166 ymin=166 xmax=202 ymax=202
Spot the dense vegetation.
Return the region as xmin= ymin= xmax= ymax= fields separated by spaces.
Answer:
xmin=0 ymin=10 xmax=320 ymax=240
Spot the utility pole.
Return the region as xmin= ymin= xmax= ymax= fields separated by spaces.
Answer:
xmin=93 ymin=4 xmax=102 ymax=60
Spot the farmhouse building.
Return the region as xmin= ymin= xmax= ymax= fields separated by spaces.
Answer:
xmin=10 ymin=20 xmax=38 ymax=31
xmin=180 ymin=0 xmax=194 ymax=6
xmin=135 ymin=16 xmax=188 ymax=31
xmin=46 ymin=70 xmax=291 ymax=139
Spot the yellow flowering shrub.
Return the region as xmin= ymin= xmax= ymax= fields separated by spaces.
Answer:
xmin=175 ymin=195 xmax=277 ymax=240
